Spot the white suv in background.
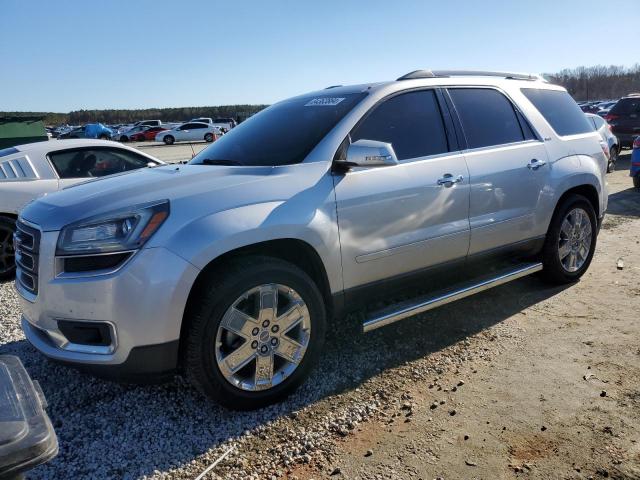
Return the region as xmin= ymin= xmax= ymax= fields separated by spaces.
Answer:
xmin=16 ymin=70 xmax=607 ymax=410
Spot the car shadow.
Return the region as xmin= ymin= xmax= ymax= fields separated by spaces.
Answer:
xmin=605 ymin=188 xmax=640 ymax=218
xmin=2 ymin=274 xmax=571 ymax=479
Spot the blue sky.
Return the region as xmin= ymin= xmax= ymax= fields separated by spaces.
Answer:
xmin=1 ymin=0 xmax=637 ymax=112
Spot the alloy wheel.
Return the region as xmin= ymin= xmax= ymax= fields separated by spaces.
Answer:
xmin=558 ymin=207 xmax=592 ymax=273
xmin=0 ymin=226 xmax=15 ymax=275
xmin=215 ymin=283 xmax=311 ymax=391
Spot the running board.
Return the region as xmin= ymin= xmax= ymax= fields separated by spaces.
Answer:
xmin=363 ymin=262 xmax=543 ymax=333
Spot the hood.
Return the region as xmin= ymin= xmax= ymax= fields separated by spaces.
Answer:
xmin=20 ymin=163 xmax=327 ymax=231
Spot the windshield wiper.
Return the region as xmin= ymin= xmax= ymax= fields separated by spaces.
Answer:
xmin=200 ymin=159 xmax=243 ymax=166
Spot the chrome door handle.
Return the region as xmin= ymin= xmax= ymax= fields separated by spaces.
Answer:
xmin=437 ymin=174 xmax=464 ymax=186
xmin=527 ymin=158 xmax=546 ymax=170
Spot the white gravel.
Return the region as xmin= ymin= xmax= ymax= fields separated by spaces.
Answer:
xmin=0 ymin=277 xmax=502 ymax=479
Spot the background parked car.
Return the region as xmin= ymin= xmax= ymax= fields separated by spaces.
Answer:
xmin=154 ymin=122 xmax=219 ymax=144
xmin=586 ymin=113 xmax=619 ymax=172
xmin=114 ymin=125 xmax=150 ymax=142
xmin=129 ymin=126 xmax=168 ymax=142
xmin=189 ymin=117 xmax=236 ymax=132
xmin=58 ymin=123 xmax=113 ymax=140
xmin=132 ymin=119 xmax=162 ymax=127
xmin=0 ymin=139 xmax=164 ymax=279
xmin=605 ymin=95 xmax=640 ymax=148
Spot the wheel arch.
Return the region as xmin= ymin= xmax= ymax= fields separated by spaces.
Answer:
xmin=177 ymin=238 xmax=333 ymax=367
xmin=553 ymin=184 xmax=600 ymax=222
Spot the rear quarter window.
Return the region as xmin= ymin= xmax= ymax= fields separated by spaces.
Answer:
xmin=521 ymin=88 xmax=593 ymax=136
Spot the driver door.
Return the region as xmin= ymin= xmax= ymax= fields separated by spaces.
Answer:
xmin=333 ymin=89 xmax=471 ymax=292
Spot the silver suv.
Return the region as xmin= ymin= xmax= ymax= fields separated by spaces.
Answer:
xmin=16 ymin=70 xmax=608 ymax=409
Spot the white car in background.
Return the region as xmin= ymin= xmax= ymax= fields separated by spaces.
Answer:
xmin=154 ymin=122 xmax=221 ymax=145
xmin=0 ymin=139 xmax=164 ymax=279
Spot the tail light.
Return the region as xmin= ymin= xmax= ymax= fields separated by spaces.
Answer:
xmin=599 ymin=141 xmax=610 ymax=160
xmin=605 ymin=114 xmax=619 ymax=122
xmin=633 ymin=137 xmax=640 ymax=149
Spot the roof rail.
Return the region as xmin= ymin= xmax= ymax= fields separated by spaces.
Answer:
xmin=325 ymin=85 xmax=343 ymax=89
xmin=397 ymin=70 xmax=544 ymax=82
xmin=396 ymin=70 xmax=436 ymax=81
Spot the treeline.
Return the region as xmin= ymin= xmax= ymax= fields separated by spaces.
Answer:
xmin=547 ymin=64 xmax=640 ymax=101
xmin=1 ymin=104 xmax=269 ymax=126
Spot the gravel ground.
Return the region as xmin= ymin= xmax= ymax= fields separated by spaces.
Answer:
xmin=0 ymin=151 xmax=638 ymax=479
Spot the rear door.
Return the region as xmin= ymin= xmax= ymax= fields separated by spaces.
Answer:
xmin=446 ymin=87 xmax=550 ymax=255
xmin=333 ymin=89 xmax=471 ymax=290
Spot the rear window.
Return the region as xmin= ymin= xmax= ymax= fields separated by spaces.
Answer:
xmin=609 ymin=98 xmax=640 ymax=115
xmin=521 ymin=88 xmax=593 ymax=136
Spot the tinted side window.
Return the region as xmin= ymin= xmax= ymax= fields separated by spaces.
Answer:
xmin=49 ymin=148 xmax=152 ymax=179
xmin=179 ymin=124 xmax=194 ymax=130
xmin=352 ymin=90 xmax=449 ymax=160
xmin=521 ymin=88 xmax=593 ymax=136
xmin=449 ymin=88 xmax=524 ymax=148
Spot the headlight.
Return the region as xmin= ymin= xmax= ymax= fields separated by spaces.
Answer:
xmin=56 ymin=200 xmax=169 ymax=255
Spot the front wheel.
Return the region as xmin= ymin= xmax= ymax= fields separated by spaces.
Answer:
xmin=541 ymin=194 xmax=597 ymax=284
xmin=634 ymin=176 xmax=640 ymax=189
xmin=204 ymin=133 xmax=214 ymax=142
xmin=184 ymin=257 xmax=326 ymax=410
xmin=98 ymin=134 xmax=109 ymax=140
xmin=0 ymin=216 xmax=17 ymax=281
xmin=163 ymin=135 xmax=175 ymax=145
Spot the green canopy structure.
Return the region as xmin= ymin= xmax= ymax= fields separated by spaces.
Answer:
xmin=0 ymin=116 xmax=48 ymax=149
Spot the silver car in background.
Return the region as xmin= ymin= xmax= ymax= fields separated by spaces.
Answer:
xmin=586 ymin=112 xmax=619 ymax=172
xmin=15 ymin=71 xmax=607 ymax=409
xmin=0 ymin=139 xmax=163 ymax=280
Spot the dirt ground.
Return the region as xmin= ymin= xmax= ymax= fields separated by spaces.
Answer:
xmin=285 ymin=151 xmax=640 ymax=480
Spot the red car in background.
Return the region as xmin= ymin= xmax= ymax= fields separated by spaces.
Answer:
xmin=130 ymin=126 xmax=168 ymax=142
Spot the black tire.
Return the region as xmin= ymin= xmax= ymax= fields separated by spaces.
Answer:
xmin=541 ymin=194 xmax=597 ymax=285
xmin=120 ymin=135 xmax=129 ymax=142
xmin=204 ymin=133 xmax=214 ymax=142
xmin=0 ymin=216 xmax=17 ymax=281
xmin=98 ymin=134 xmax=109 ymax=140
xmin=634 ymin=176 xmax=640 ymax=189
xmin=163 ymin=135 xmax=175 ymax=145
xmin=184 ymin=256 xmax=326 ymax=410
xmin=607 ymin=147 xmax=618 ymax=173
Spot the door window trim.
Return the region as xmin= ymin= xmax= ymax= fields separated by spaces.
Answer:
xmin=443 ymin=85 xmax=543 ymax=153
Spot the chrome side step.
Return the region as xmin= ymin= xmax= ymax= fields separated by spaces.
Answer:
xmin=363 ymin=262 xmax=543 ymax=333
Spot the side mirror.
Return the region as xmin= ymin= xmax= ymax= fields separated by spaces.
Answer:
xmin=337 ymin=139 xmax=399 ymax=168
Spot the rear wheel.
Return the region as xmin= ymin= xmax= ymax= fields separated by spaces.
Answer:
xmin=541 ymin=194 xmax=597 ymax=284
xmin=98 ymin=134 xmax=109 ymax=140
xmin=204 ymin=133 xmax=214 ymax=142
xmin=163 ymin=135 xmax=175 ymax=145
xmin=120 ymin=135 xmax=129 ymax=142
xmin=0 ymin=216 xmax=17 ymax=281
xmin=184 ymin=257 xmax=326 ymax=410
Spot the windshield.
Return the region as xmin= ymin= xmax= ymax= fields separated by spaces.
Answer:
xmin=190 ymin=92 xmax=367 ymax=166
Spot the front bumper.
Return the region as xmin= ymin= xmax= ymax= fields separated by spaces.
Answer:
xmin=18 ymin=232 xmax=200 ymax=377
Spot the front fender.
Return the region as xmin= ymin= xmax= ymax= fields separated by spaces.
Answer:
xmin=161 ymin=181 xmax=343 ymax=294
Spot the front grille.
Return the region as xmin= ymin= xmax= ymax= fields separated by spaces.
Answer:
xmin=14 ymin=221 xmax=40 ymax=295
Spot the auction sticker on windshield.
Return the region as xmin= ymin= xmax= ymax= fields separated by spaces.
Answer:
xmin=304 ymin=97 xmax=345 ymax=106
